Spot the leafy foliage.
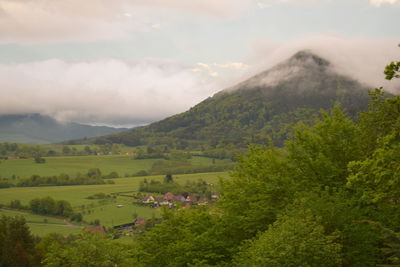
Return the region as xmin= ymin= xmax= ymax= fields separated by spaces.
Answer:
xmin=0 ymin=215 xmax=39 ymax=267
xmin=234 ymin=212 xmax=342 ymax=267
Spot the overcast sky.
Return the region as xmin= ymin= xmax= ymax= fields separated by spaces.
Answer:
xmin=0 ymin=0 xmax=399 ymax=127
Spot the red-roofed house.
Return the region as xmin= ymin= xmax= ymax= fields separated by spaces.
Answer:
xmin=164 ymin=192 xmax=175 ymax=200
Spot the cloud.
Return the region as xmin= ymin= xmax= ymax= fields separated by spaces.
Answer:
xmin=0 ymin=58 xmax=218 ymax=126
xmin=370 ymin=0 xmax=399 ymax=6
xmin=231 ymin=35 xmax=400 ymax=92
xmin=193 ymin=62 xmax=248 ymax=79
xmin=0 ymin=0 xmax=254 ymax=43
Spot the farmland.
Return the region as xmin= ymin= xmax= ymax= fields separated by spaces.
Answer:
xmin=0 ymin=209 xmax=83 ymax=236
xmin=0 ymin=154 xmax=218 ymax=179
xmin=0 ymin=172 xmax=228 ymax=232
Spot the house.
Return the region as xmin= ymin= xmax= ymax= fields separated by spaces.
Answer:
xmin=142 ymin=195 xmax=155 ymax=204
xmin=156 ymin=197 xmax=169 ymax=206
xmin=164 ymin=192 xmax=175 ymax=201
xmin=84 ymin=226 xmax=106 ymax=234
xmin=174 ymin=195 xmax=186 ymax=202
xmin=97 ymin=152 xmax=104 ymax=156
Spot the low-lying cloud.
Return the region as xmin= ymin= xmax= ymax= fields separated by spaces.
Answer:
xmin=236 ymin=35 xmax=400 ymax=93
xmin=0 ymin=59 xmax=218 ymax=127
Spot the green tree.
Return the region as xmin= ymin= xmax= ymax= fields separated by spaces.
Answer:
xmin=219 ymin=145 xmax=294 ymax=241
xmin=136 ymin=209 xmax=232 ymax=266
xmin=0 ymin=215 xmax=39 ymax=267
xmin=164 ymin=174 xmax=173 ymax=183
xmin=87 ymin=168 xmax=102 ymax=178
xmin=41 ymin=232 xmax=138 ymax=267
xmin=286 ymin=105 xmax=363 ymax=189
xmin=234 ymin=212 xmax=342 ymax=267
xmin=384 ymin=45 xmax=400 ymax=80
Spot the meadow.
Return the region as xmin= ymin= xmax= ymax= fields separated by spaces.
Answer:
xmin=0 ymin=154 xmax=217 ymax=178
xmin=0 ymin=209 xmax=83 ymax=236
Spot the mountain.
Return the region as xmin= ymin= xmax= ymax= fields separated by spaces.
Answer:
xmin=82 ymin=51 xmax=372 ymax=148
xmin=0 ymin=114 xmax=127 ymax=144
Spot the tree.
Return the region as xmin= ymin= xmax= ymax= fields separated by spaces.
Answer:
xmin=136 ymin=209 xmax=232 ymax=266
xmin=219 ymin=145 xmax=294 ymax=241
xmin=87 ymin=168 xmax=102 ymax=178
xmin=41 ymin=232 xmax=138 ymax=267
xmin=234 ymin=212 xmax=342 ymax=267
xmin=0 ymin=215 xmax=39 ymax=267
xmin=286 ymin=105 xmax=363 ymax=189
xmin=384 ymin=45 xmax=400 ymax=80
xmin=34 ymin=156 xmax=45 ymax=164
xmin=164 ymin=174 xmax=173 ymax=183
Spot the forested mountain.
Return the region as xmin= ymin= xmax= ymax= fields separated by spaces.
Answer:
xmin=84 ymin=51 xmax=371 ymax=148
xmin=0 ymin=114 xmax=127 ymax=144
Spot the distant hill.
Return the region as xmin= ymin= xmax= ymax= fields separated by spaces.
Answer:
xmin=81 ymin=51 xmax=372 ymax=148
xmin=0 ymin=114 xmax=127 ymax=144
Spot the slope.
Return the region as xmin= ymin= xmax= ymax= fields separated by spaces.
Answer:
xmin=83 ymin=51 xmax=372 ymax=148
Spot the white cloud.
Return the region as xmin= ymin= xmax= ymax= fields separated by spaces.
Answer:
xmin=193 ymin=61 xmax=249 ymax=80
xmin=237 ymin=35 xmax=400 ymax=92
xmin=0 ymin=58 xmax=218 ymax=126
xmin=0 ymin=0 xmax=254 ymax=43
xmin=370 ymin=0 xmax=398 ymax=6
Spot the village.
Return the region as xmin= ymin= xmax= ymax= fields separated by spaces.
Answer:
xmin=108 ymin=190 xmax=221 ymax=236
xmin=138 ymin=191 xmax=220 ymax=208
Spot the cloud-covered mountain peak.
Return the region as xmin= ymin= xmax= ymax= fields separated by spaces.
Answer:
xmin=229 ymin=50 xmax=334 ymax=91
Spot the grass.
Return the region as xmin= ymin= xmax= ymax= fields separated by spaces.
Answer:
xmin=83 ymin=200 xmax=160 ymax=227
xmin=0 ymin=208 xmax=83 ymax=236
xmin=0 ymin=172 xmax=229 ymax=230
xmin=0 ymin=209 xmax=65 ymax=224
xmin=27 ymin=224 xmax=83 ymax=236
xmin=0 ymin=155 xmax=225 ymax=179
xmin=0 ymin=155 xmax=158 ymax=178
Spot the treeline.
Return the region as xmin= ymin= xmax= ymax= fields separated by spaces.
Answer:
xmin=139 ymin=176 xmax=213 ymax=197
xmin=0 ymin=142 xmax=126 ymax=158
xmin=149 ymin=159 xmax=234 ymax=175
xmin=0 ymin=168 xmax=116 ymax=188
xmin=6 ymin=197 xmax=82 ymax=221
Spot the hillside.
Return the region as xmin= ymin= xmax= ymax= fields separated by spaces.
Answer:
xmin=82 ymin=51 xmax=372 ymax=148
xmin=0 ymin=114 xmax=127 ymax=144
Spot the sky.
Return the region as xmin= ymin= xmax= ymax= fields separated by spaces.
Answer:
xmin=0 ymin=0 xmax=399 ymax=127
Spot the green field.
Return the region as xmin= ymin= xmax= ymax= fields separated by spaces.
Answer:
xmin=0 ymin=155 xmax=217 ymax=178
xmin=0 ymin=209 xmax=83 ymax=236
xmin=0 ymin=172 xmax=229 ymax=229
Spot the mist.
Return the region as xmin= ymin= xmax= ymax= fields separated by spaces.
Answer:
xmin=0 ymin=59 xmax=218 ymax=127
xmin=238 ymin=35 xmax=400 ymax=93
